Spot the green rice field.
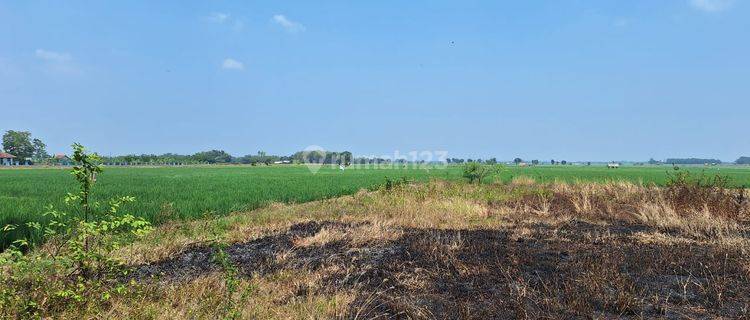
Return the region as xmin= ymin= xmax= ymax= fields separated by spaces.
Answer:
xmin=1 ymin=164 xmax=749 ymax=248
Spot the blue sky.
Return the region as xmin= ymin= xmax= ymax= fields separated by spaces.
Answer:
xmin=1 ymin=0 xmax=748 ymax=161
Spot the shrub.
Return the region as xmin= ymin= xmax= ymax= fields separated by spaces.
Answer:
xmin=0 ymin=143 xmax=152 ymax=317
xmin=463 ymin=163 xmax=504 ymax=184
xmin=383 ymin=176 xmax=409 ymax=191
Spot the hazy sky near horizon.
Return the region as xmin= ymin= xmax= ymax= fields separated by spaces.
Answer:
xmin=1 ymin=0 xmax=748 ymax=161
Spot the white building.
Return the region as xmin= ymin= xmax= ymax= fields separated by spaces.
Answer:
xmin=0 ymin=152 xmax=16 ymax=166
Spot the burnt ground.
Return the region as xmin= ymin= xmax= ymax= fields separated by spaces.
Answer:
xmin=130 ymin=220 xmax=750 ymax=319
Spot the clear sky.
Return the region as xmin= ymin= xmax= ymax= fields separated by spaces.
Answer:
xmin=1 ymin=0 xmax=748 ymax=162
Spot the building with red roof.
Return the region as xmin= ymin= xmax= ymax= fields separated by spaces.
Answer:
xmin=53 ymin=153 xmax=73 ymax=165
xmin=0 ymin=152 xmax=16 ymax=166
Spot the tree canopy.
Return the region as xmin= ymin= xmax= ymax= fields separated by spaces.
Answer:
xmin=2 ymin=130 xmax=39 ymax=160
xmin=192 ymin=150 xmax=233 ymax=164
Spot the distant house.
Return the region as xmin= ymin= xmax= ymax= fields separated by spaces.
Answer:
xmin=607 ymin=162 xmax=620 ymax=169
xmin=54 ymin=154 xmax=73 ymax=165
xmin=703 ymin=162 xmax=719 ymax=166
xmin=0 ymin=152 xmax=16 ymax=166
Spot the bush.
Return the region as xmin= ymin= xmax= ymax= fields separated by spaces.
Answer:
xmin=463 ymin=163 xmax=504 ymax=184
xmin=0 ymin=143 xmax=152 ymax=317
xmin=382 ymin=176 xmax=409 ymax=191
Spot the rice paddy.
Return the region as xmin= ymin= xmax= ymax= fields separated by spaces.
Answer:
xmin=1 ymin=164 xmax=749 ymax=248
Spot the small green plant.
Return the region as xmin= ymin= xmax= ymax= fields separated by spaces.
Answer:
xmin=382 ymin=176 xmax=409 ymax=191
xmin=212 ymin=244 xmax=242 ymax=319
xmin=0 ymin=143 xmax=152 ymax=317
xmin=463 ymin=163 xmax=505 ymax=184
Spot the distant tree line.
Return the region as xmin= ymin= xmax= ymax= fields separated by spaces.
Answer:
xmin=5 ymin=130 xmax=749 ymax=167
xmin=447 ymin=158 xmax=499 ymax=164
xmin=665 ymin=158 xmax=722 ymax=165
xmin=102 ymin=153 xmax=204 ymax=165
xmin=93 ymin=154 xmax=750 ymax=166
xmin=100 ymin=150 xmax=289 ymax=166
xmin=100 ymin=150 xmax=357 ymax=166
xmin=291 ymin=150 xmax=353 ymax=165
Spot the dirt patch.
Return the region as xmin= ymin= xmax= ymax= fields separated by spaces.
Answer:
xmin=129 ymin=219 xmax=750 ymax=318
xmin=130 ymin=221 xmax=360 ymax=282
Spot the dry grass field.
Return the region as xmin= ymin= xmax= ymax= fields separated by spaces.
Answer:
xmin=5 ymin=176 xmax=747 ymax=319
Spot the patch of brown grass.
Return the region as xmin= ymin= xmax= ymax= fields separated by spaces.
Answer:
xmin=10 ymin=179 xmax=750 ymax=319
xmin=102 ymin=271 xmax=354 ymax=319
